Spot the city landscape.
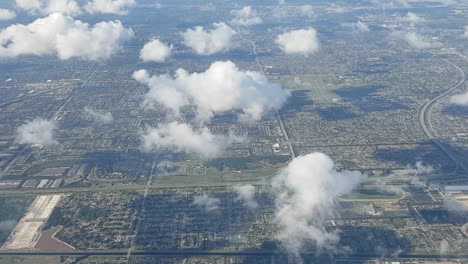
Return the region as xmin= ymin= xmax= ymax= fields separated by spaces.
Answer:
xmin=0 ymin=0 xmax=467 ymax=263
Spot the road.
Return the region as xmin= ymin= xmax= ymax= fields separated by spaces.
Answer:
xmin=236 ymin=25 xmax=296 ymax=158
xmin=1 ymin=249 xmax=468 ymax=261
xmin=417 ymin=59 xmax=468 ymax=173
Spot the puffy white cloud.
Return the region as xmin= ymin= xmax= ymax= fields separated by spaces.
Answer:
xmin=15 ymin=0 xmax=81 ymax=16
xmin=393 ymin=31 xmax=431 ymax=49
xmin=192 ymin=194 xmax=220 ymax=212
xmin=275 ymin=28 xmax=320 ymax=56
xmin=400 ymin=12 xmax=424 ymax=24
xmin=0 ymin=9 xmax=16 ymax=20
xmin=141 ymin=122 xmax=234 ymax=158
xmin=133 ymin=61 xmax=290 ymax=123
xmin=272 ymin=152 xmax=362 ymax=257
xmin=233 ymin=184 xmax=258 ymax=209
xmin=299 ymin=5 xmax=314 ymax=18
xmin=139 ymin=39 xmax=173 ymax=62
xmin=449 ymin=91 xmax=468 ymax=106
xmin=0 ymin=13 xmax=134 ymax=60
xmin=83 ymin=107 xmax=113 ymax=123
xmin=414 ymin=161 xmax=433 ymax=175
xmin=230 ymin=6 xmax=262 ymax=26
xmin=84 ymin=0 xmax=136 ymax=15
xmin=15 ymin=118 xmax=57 ymax=147
xmin=403 ymin=32 xmax=431 ymax=49
xmin=181 ymin=22 xmax=236 ymax=55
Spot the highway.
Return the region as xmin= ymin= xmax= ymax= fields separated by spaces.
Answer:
xmin=1 ymin=249 xmax=468 ymax=261
xmin=417 ymin=59 xmax=468 ymax=173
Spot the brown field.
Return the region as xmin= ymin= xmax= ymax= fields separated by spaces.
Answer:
xmin=34 ymin=226 xmax=75 ymax=251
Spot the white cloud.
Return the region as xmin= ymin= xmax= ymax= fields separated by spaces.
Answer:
xmin=275 ymin=28 xmax=320 ymax=56
xmin=233 ymin=184 xmax=258 ymax=209
xmin=403 ymin=32 xmax=431 ymax=49
xmin=464 ymin=25 xmax=468 ymax=38
xmin=16 ymin=0 xmax=81 ymax=16
xmin=272 ymin=152 xmax=362 ymax=257
xmin=371 ymin=0 xmax=411 ymax=8
xmin=83 ymin=107 xmax=113 ymax=123
xmin=408 ymin=0 xmax=456 ymax=4
xmin=299 ymin=5 xmax=314 ymax=18
xmin=327 ymin=5 xmax=348 ymax=13
xmin=443 ymin=200 xmax=466 ymax=212
xmin=15 ymin=118 xmax=57 ymax=147
xmin=84 ymin=0 xmax=136 ymax=15
xmin=139 ymin=39 xmax=173 ymax=62
xmin=181 ymin=22 xmax=236 ymax=55
xmin=192 ymin=194 xmax=220 ymax=212
xmin=450 ymin=91 xmax=468 ymax=106
xmin=230 ymin=6 xmax=262 ymax=26
xmin=400 ymin=12 xmax=424 ymax=24
xmin=414 ymin=161 xmax=433 ymax=175
xmin=141 ymin=122 xmax=234 ymax=158
xmin=133 ymin=60 xmax=290 ymax=123
xmin=391 ymin=0 xmax=411 ymax=7
xmin=0 ymin=13 xmax=134 ymax=60
xmin=0 ymin=9 xmax=16 ymax=20
xmin=346 ymin=21 xmax=370 ymax=32
xmin=393 ymin=31 xmax=432 ymax=49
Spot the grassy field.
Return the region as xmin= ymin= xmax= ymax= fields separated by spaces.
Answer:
xmin=0 ymin=256 xmax=60 ymax=264
xmin=341 ymin=187 xmax=403 ymax=200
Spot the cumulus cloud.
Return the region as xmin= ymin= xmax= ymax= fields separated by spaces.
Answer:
xmin=299 ymin=5 xmax=314 ymax=18
xmin=450 ymin=91 xmax=468 ymax=106
xmin=0 ymin=13 xmax=133 ymax=60
xmin=141 ymin=122 xmax=236 ymax=158
xmin=16 ymin=0 xmax=81 ymax=16
xmin=181 ymin=22 xmax=236 ymax=55
xmin=133 ymin=60 xmax=290 ymax=123
xmin=393 ymin=31 xmax=432 ymax=49
xmin=0 ymin=9 xmax=16 ymax=20
xmin=139 ymin=39 xmax=173 ymax=62
xmin=230 ymin=6 xmax=262 ymax=26
xmin=83 ymin=107 xmax=113 ymax=123
xmin=414 ymin=161 xmax=433 ymax=175
xmin=400 ymin=12 xmax=424 ymax=24
xmin=233 ymin=184 xmax=258 ymax=209
xmin=15 ymin=118 xmax=57 ymax=147
xmin=84 ymin=0 xmax=136 ymax=15
xmin=275 ymin=28 xmax=320 ymax=56
xmin=272 ymin=152 xmax=362 ymax=257
xmin=192 ymin=194 xmax=220 ymax=212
